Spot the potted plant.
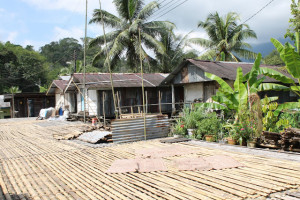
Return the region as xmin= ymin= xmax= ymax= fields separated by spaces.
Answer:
xmin=172 ymin=120 xmax=187 ymax=137
xmin=184 ymin=107 xmax=204 ymax=137
xmin=196 ymin=112 xmax=221 ymax=142
xmin=223 ymin=123 xmax=239 ymax=145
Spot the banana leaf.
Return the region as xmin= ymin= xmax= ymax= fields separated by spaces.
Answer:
xmin=248 ymin=53 xmax=261 ymax=86
xmin=261 ymin=96 xmax=278 ymax=104
xmin=274 ymin=102 xmax=300 ymax=116
xmin=283 ymin=45 xmax=300 ymax=79
xmin=271 ymin=38 xmax=285 ymax=61
xmin=291 ymin=86 xmax=300 ymax=92
xmin=205 ymin=72 xmax=233 ymax=93
xmin=258 ymin=67 xmax=294 ymax=84
xmin=195 ymin=102 xmax=227 ymax=110
xmin=250 ymin=77 xmax=265 ymax=93
xmin=233 ymin=67 xmax=247 ymax=108
xmin=257 ymin=83 xmax=290 ymax=91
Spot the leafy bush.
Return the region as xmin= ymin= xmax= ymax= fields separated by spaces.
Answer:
xmin=279 ymin=111 xmax=300 ymax=128
xmin=195 ymin=112 xmax=222 ymax=139
xmin=172 ymin=119 xmax=187 ymax=135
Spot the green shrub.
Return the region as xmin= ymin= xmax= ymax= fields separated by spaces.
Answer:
xmin=279 ymin=111 xmax=300 ymax=128
xmin=195 ymin=112 xmax=222 ymax=139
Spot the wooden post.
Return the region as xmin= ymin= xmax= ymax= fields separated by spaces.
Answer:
xmin=116 ymin=91 xmax=121 ymax=117
xmin=102 ymin=92 xmax=106 ymax=128
xmin=131 ymin=106 xmax=133 ymax=117
xmin=27 ymin=99 xmax=29 ymax=118
xmin=158 ymin=90 xmax=162 ymax=114
xmin=145 ymin=90 xmax=148 ymax=114
xmin=12 ymin=92 xmax=14 ymax=118
xmin=138 ymin=106 xmax=141 ymax=114
xmin=171 ymin=84 xmax=175 ymax=114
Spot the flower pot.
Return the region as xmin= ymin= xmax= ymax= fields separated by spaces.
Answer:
xmin=240 ymin=139 xmax=247 ymax=146
xmin=227 ymin=138 xmax=236 ymax=145
xmin=247 ymin=141 xmax=257 ymax=148
xmin=205 ymin=135 xmax=214 ymax=142
xmin=187 ymin=129 xmax=194 ymax=137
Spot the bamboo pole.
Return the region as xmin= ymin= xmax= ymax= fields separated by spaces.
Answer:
xmin=138 ymin=28 xmax=147 ymax=140
xmin=83 ymin=0 xmax=88 ymax=123
xmin=145 ymin=90 xmax=148 ymax=114
xmin=98 ymin=0 xmax=118 ymax=119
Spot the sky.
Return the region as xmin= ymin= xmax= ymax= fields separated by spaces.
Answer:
xmin=0 ymin=0 xmax=292 ymax=52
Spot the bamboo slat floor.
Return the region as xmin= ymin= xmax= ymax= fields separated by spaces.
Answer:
xmin=0 ymin=119 xmax=299 ymax=200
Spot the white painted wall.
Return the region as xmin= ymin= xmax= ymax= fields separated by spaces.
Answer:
xmin=55 ymin=88 xmax=64 ymax=109
xmin=87 ymin=90 xmax=98 ymax=115
xmin=77 ymin=92 xmax=82 ymax=113
xmin=184 ymin=83 xmax=204 ymax=102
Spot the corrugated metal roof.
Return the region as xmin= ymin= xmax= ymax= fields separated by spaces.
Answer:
xmin=72 ymin=73 xmax=169 ymax=88
xmin=53 ymin=80 xmax=69 ymax=91
xmin=161 ymin=59 xmax=296 ymax=85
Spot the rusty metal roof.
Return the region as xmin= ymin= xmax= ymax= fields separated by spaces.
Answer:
xmin=161 ymin=59 xmax=296 ymax=85
xmin=72 ymin=73 xmax=168 ymax=89
xmin=46 ymin=80 xmax=69 ymax=94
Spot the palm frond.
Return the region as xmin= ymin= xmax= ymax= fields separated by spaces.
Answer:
xmin=89 ymin=9 xmax=121 ymax=28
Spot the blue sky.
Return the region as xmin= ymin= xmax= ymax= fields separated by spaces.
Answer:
xmin=0 ymin=0 xmax=292 ymax=52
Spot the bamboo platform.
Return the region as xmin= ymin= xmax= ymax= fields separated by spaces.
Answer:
xmin=0 ymin=119 xmax=299 ymax=200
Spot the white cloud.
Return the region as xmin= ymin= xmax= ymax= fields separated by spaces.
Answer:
xmin=22 ymin=40 xmax=46 ymax=50
xmin=53 ymin=26 xmax=84 ymax=42
xmin=21 ymin=0 xmax=116 ymax=15
xmin=6 ymin=31 xmax=18 ymax=42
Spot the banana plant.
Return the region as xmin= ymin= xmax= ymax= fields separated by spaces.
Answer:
xmin=271 ymin=38 xmax=300 ymax=96
xmin=204 ymin=53 xmax=289 ymax=115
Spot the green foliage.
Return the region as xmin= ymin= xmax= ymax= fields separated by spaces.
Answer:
xmin=173 ymin=119 xmax=187 ymax=135
xmin=223 ymin=123 xmax=239 ymax=140
xmin=271 ymin=38 xmax=300 ymax=97
xmin=156 ymin=29 xmax=198 ymax=73
xmin=183 ymin=107 xmax=206 ymax=129
xmin=261 ymin=96 xmax=291 ymax=132
xmin=195 ymin=112 xmax=222 ymax=139
xmin=263 ymin=50 xmax=285 ymax=66
xmin=89 ymin=0 xmax=174 ymax=72
xmin=0 ymin=42 xmax=49 ymax=93
xmin=4 ymin=86 xmax=21 ymax=94
xmin=190 ymin=12 xmax=257 ymax=61
xmin=40 ymin=38 xmax=83 ymax=67
xmin=284 ymin=0 xmax=300 ymax=42
xmin=279 ymin=111 xmax=300 ymax=128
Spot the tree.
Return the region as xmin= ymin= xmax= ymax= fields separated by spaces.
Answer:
xmin=263 ymin=50 xmax=285 ymax=66
xmin=60 ymin=60 xmax=99 ymax=75
xmin=285 ymin=0 xmax=300 ymax=45
xmin=0 ymin=42 xmax=49 ymax=93
xmin=156 ymin=29 xmax=198 ymax=73
xmin=190 ymin=12 xmax=257 ymax=61
xmin=40 ymin=38 xmax=83 ymax=67
xmin=5 ymin=86 xmax=21 ymax=118
xmin=89 ymin=0 xmax=174 ymax=72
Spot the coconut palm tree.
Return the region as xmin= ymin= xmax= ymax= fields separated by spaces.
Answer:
xmin=89 ymin=0 xmax=174 ymax=72
xmin=189 ymin=12 xmax=257 ymax=62
xmin=156 ymin=29 xmax=198 ymax=72
xmin=5 ymin=86 xmax=21 ymax=118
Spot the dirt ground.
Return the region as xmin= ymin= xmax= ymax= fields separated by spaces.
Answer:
xmin=0 ymin=118 xmax=299 ymax=200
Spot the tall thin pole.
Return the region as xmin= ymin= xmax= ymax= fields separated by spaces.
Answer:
xmin=139 ymin=28 xmax=147 ymax=140
xmin=83 ymin=0 xmax=88 ymax=123
xmin=98 ymin=0 xmax=118 ymax=118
